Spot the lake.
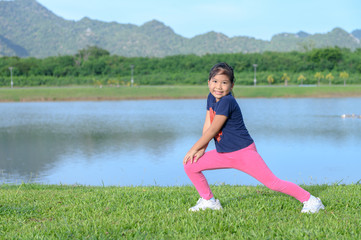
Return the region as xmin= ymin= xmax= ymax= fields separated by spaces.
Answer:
xmin=0 ymin=98 xmax=360 ymax=186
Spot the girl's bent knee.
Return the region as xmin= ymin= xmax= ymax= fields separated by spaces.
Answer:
xmin=183 ymin=162 xmax=194 ymax=173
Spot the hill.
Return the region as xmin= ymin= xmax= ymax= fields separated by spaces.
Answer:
xmin=0 ymin=0 xmax=360 ymax=58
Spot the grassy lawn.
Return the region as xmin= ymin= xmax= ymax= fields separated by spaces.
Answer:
xmin=1 ymin=183 xmax=360 ymax=239
xmin=1 ymin=85 xmax=361 ymax=102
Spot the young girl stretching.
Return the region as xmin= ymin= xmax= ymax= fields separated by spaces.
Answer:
xmin=183 ymin=62 xmax=325 ymax=213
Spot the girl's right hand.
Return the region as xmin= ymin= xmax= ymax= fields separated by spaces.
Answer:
xmin=183 ymin=148 xmax=205 ymax=164
xmin=192 ymin=148 xmax=205 ymax=163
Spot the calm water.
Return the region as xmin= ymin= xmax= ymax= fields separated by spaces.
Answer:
xmin=1 ymin=98 xmax=360 ymax=186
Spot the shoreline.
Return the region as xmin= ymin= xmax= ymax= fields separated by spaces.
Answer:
xmin=2 ymin=94 xmax=361 ymax=103
xmin=1 ymin=85 xmax=361 ymax=102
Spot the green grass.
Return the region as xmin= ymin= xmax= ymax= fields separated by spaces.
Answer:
xmin=1 ymin=85 xmax=361 ymax=102
xmin=1 ymin=183 xmax=360 ymax=239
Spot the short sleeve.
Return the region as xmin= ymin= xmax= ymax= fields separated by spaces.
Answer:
xmin=207 ymin=93 xmax=214 ymax=110
xmin=215 ymin=96 xmax=234 ymax=117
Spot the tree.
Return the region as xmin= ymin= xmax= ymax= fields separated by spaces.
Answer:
xmin=267 ymin=75 xmax=274 ymax=85
xmin=107 ymin=79 xmax=119 ymax=87
xmin=281 ymin=73 xmax=290 ymax=86
xmin=308 ymin=47 xmax=342 ymax=71
xmin=325 ymin=73 xmax=334 ymax=85
xmin=339 ymin=71 xmax=349 ymax=86
xmin=314 ymin=72 xmax=324 ymax=86
xmin=75 ymin=46 xmax=110 ymax=63
xmin=297 ymin=74 xmax=306 ymax=85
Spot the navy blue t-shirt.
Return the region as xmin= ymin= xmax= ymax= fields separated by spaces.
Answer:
xmin=207 ymin=93 xmax=253 ymax=152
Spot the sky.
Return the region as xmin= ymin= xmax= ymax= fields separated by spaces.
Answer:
xmin=36 ymin=0 xmax=361 ymax=40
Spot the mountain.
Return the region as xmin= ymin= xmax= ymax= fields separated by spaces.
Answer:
xmin=1 ymin=0 xmax=360 ymax=58
xmin=267 ymin=28 xmax=361 ymax=52
xmin=0 ymin=34 xmax=29 ymax=57
xmin=352 ymin=29 xmax=361 ymax=39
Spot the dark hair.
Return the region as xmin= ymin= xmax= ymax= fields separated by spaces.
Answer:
xmin=208 ymin=62 xmax=235 ymax=84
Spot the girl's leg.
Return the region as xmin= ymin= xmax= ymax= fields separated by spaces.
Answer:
xmin=184 ymin=149 xmax=232 ymax=200
xmin=184 ymin=143 xmax=310 ymax=202
xmin=228 ymin=143 xmax=310 ymax=202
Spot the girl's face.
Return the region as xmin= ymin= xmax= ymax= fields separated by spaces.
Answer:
xmin=208 ymin=74 xmax=234 ymax=102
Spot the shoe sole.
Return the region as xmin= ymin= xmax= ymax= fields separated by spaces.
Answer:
xmin=189 ymin=206 xmax=223 ymax=212
xmin=301 ymin=204 xmax=325 ymax=213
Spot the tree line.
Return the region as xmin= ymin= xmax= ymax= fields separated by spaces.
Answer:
xmin=0 ymin=46 xmax=360 ymax=87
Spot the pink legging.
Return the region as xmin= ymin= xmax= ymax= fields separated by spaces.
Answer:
xmin=184 ymin=143 xmax=310 ymax=202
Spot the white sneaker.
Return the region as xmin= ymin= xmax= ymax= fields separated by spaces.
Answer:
xmin=189 ymin=198 xmax=223 ymax=212
xmin=301 ymin=195 xmax=325 ymax=213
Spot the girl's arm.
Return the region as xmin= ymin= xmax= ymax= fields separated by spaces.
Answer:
xmin=199 ymin=110 xmax=211 ymax=151
xmin=183 ymin=113 xmax=227 ymax=164
xmin=190 ymin=111 xmax=211 ymax=162
xmin=203 ymin=110 xmax=211 ymax=135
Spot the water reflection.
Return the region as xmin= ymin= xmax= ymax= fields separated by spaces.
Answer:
xmin=0 ymin=98 xmax=360 ymax=186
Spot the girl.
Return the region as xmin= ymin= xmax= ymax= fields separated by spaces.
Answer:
xmin=183 ymin=62 xmax=324 ymax=213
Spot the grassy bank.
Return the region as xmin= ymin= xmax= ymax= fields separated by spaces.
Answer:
xmin=0 ymin=183 xmax=360 ymax=239
xmin=1 ymin=85 xmax=361 ymax=102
